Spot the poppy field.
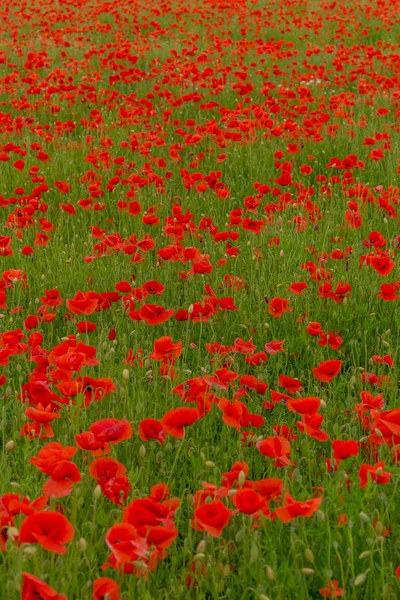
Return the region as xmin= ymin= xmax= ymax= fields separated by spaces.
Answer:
xmin=1 ymin=0 xmax=400 ymax=598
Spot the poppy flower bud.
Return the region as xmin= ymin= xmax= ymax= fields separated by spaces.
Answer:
xmin=186 ymin=493 xmax=194 ymax=507
xmin=205 ymin=461 xmax=216 ymax=468
xmin=250 ymin=542 xmax=258 ymax=563
xmin=22 ymin=545 xmax=37 ymax=557
xmin=374 ymin=428 xmax=383 ymax=438
xmin=354 ymin=573 xmax=367 ymax=586
xmin=238 ymin=470 xmax=246 ymax=487
xmin=228 ymin=489 xmax=236 ymax=497
xmin=188 ymin=304 xmax=194 ymax=314
xmin=259 ymin=596 xmax=270 ymax=600
xmin=359 ymin=551 xmax=370 ymax=559
xmin=320 ymin=399 xmax=326 ymax=411
xmin=385 ymin=329 xmax=391 ymax=336
xmin=374 ymin=520 xmax=383 ymax=534
xmin=155 ymin=451 xmax=163 ymax=464
xmin=108 ymin=328 xmax=116 ymax=341
xmin=193 ymin=553 xmax=205 ymax=561
xmin=266 ymin=566 xmax=275 ymax=580
xmin=5 ymin=440 xmax=14 ymax=452
xmin=133 ymin=560 xmax=148 ymax=570
xmin=304 ymin=548 xmax=314 ymax=563
xmin=316 ymin=510 xmax=325 ymax=521
xmin=122 ymin=368 xmax=129 ymax=381
xmin=7 ymin=526 xmax=18 ymax=540
xmin=10 ymin=482 xmax=20 ymax=489
xmin=382 ymin=341 xmax=390 ymax=348
xmin=235 ymin=529 xmax=245 ymax=542
xmin=196 ymin=540 xmax=207 ymax=553
xmin=359 ymin=512 xmax=370 ymax=524
xmin=301 ymin=568 xmax=314 ymax=575
xmin=280 ymin=250 xmax=284 ymax=257
xmin=93 ymin=484 xmax=102 ymax=499
xmin=79 ymin=537 xmax=87 ymax=552
xmin=139 ymin=445 xmax=146 ymax=458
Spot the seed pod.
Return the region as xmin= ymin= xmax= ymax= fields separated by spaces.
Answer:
xmin=5 ymin=440 xmax=14 ymax=452
xmin=266 ymin=565 xmax=275 ymax=580
xmin=79 ymin=538 xmax=87 ymax=552
xmin=354 ymin=573 xmax=367 ymax=586
xmin=304 ymin=548 xmax=314 ymax=563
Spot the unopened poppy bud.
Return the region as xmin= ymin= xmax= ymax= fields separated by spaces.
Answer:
xmin=382 ymin=340 xmax=390 ymax=348
xmin=79 ymin=537 xmax=87 ymax=552
xmin=320 ymin=399 xmax=326 ymax=411
xmin=5 ymin=440 xmax=14 ymax=452
xmin=316 ymin=510 xmax=325 ymax=521
xmin=93 ymin=485 xmax=102 ymax=499
xmin=155 ymin=451 xmax=163 ymax=464
xmin=22 ymin=545 xmax=37 ymax=558
xmin=304 ymin=548 xmax=314 ymax=563
xmin=374 ymin=428 xmax=383 ymax=438
xmin=280 ymin=250 xmax=284 ymax=257
xmin=122 ymin=368 xmax=129 ymax=381
xmin=186 ymin=493 xmax=194 ymax=507
xmin=200 ymin=451 xmax=206 ymax=461
xmin=250 ymin=542 xmax=258 ymax=563
xmin=196 ymin=540 xmax=207 ymax=553
xmin=132 ymin=560 xmax=148 ymax=570
xmin=385 ymin=329 xmax=391 ymax=336
xmin=266 ymin=566 xmax=275 ymax=580
xmin=375 ymin=467 xmax=383 ymax=477
xmin=144 ymin=358 xmax=151 ymax=369
xmin=193 ymin=553 xmax=205 ymax=561
xmin=188 ymin=304 xmax=194 ymax=314
xmin=259 ymin=596 xmax=270 ymax=600
xmin=205 ymin=460 xmax=216 ymax=468
xmin=7 ymin=526 xmax=18 ymax=540
xmin=359 ymin=551 xmax=370 ymax=559
xmin=10 ymin=482 xmax=20 ymax=489
xmin=238 ymin=470 xmax=246 ymax=486
xmin=139 ymin=445 xmax=146 ymax=458
xmin=349 ymin=375 xmax=357 ymax=387
xmin=228 ymin=489 xmax=236 ymax=497
xmin=374 ymin=520 xmax=383 ymax=535
xmin=235 ymin=529 xmax=245 ymax=543
xmin=354 ymin=573 xmax=367 ymax=586
xmin=359 ymin=512 xmax=370 ymax=524
xmin=301 ymin=568 xmax=314 ymax=575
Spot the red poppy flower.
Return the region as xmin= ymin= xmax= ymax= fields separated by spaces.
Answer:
xmin=319 ymin=579 xmax=346 ymax=598
xmin=138 ymin=418 xmax=167 ymax=444
xmin=19 ymin=511 xmax=74 ymax=554
xmin=274 ymin=493 xmax=322 ymax=523
xmin=192 ymin=500 xmax=230 ymax=537
xmin=161 ymin=407 xmax=200 ymax=438
xmin=66 ymin=291 xmax=99 ymax=315
xmin=268 ymin=297 xmax=292 ymax=318
xmin=93 ymin=578 xmax=121 ymax=600
xmin=312 ymin=360 xmax=343 ymax=382
xmin=256 ymin=436 xmax=291 ymax=467
xmin=21 ymin=573 xmax=67 ymax=600
xmin=138 ymin=304 xmax=175 ymax=325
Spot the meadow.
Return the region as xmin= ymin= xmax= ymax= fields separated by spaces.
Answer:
xmin=1 ymin=0 xmax=400 ymax=598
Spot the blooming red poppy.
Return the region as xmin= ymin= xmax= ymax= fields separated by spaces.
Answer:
xmin=138 ymin=418 xmax=167 ymax=444
xmin=256 ymin=436 xmax=291 ymax=467
xmin=66 ymin=291 xmax=99 ymax=315
xmin=192 ymin=500 xmax=230 ymax=537
xmin=268 ymin=297 xmax=292 ymax=318
xmin=312 ymin=360 xmax=343 ymax=382
xmin=137 ymin=304 xmax=175 ymax=325
xmin=161 ymin=407 xmax=200 ymax=438
xmin=19 ymin=511 xmax=74 ymax=554
xmin=21 ymin=573 xmax=67 ymax=600
xmin=150 ymin=336 xmax=182 ymax=362
xmin=93 ymin=578 xmax=121 ymax=600
xmin=89 ymin=418 xmax=132 ymax=445
xmin=319 ymin=579 xmax=346 ymax=598
xmin=274 ymin=493 xmax=322 ymax=523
